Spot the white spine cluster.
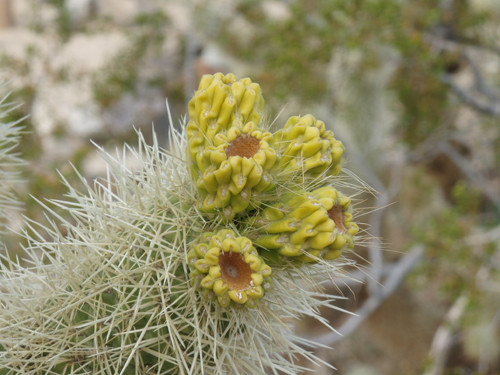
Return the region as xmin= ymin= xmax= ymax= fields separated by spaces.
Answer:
xmin=0 ymin=89 xmax=25 ymax=234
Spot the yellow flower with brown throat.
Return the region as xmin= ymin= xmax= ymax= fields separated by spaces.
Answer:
xmin=195 ymin=122 xmax=277 ymax=217
xmin=188 ymin=229 xmax=272 ymax=308
xmin=249 ymin=186 xmax=358 ymax=262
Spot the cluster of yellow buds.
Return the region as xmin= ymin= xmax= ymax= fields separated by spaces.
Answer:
xmin=187 ymin=73 xmax=275 ymax=216
xmin=276 ymin=115 xmax=344 ymax=177
xmin=249 ymin=186 xmax=358 ymax=262
xmin=187 ymin=73 xmax=359 ymax=307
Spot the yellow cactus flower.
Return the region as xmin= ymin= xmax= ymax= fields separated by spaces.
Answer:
xmin=195 ymin=122 xmax=277 ymax=217
xmin=250 ymin=186 xmax=358 ymax=262
xmin=188 ymin=229 xmax=272 ymax=308
xmin=187 ymin=73 xmax=265 ymax=172
xmin=276 ymin=114 xmax=344 ymax=178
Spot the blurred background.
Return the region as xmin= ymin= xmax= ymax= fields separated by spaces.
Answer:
xmin=1 ymin=0 xmax=499 ymax=374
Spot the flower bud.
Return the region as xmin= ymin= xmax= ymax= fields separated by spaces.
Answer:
xmin=195 ymin=122 xmax=277 ymax=217
xmin=187 ymin=73 xmax=265 ymax=175
xmin=276 ymin=114 xmax=344 ymax=178
xmin=250 ymin=186 xmax=358 ymax=262
xmin=188 ymin=229 xmax=272 ymax=307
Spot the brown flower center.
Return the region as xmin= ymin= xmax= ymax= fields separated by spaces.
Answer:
xmin=219 ymin=252 xmax=253 ymax=291
xmin=225 ymin=135 xmax=260 ymax=158
xmin=328 ymin=204 xmax=347 ymax=233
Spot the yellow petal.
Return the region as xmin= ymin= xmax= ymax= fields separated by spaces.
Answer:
xmin=195 ymin=259 xmax=210 ymax=273
xmin=250 ymin=273 xmax=263 ymax=286
xmin=229 ymin=194 xmax=250 ymax=214
xmin=241 ymin=157 xmax=255 ymax=176
xmin=246 ymin=286 xmax=263 ymax=298
xmin=228 ymin=290 xmax=248 ymax=304
xmin=279 ymin=244 xmax=301 ymax=257
xmin=227 ymin=126 xmax=241 ymax=141
xmin=303 ymin=208 xmax=328 ymax=226
xmin=323 ymin=249 xmax=342 ymax=260
xmin=289 ymin=224 xmax=317 ymax=245
xmin=230 ymin=173 xmax=247 ymax=195
xmin=244 ymin=254 xmax=262 ymax=271
xmin=237 ymin=237 xmax=253 ymax=253
xmin=201 ymin=275 xmax=215 ymax=289
xmin=205 ymin=247 xmax=221 ymax=265
xmin=209 ymin=149 xmax=227 ymax=165
xmin=208 ymin=266 xmax=222 ymax=279
xmin=315 ymin=219 xmax=335 ymax=233
xmin=262 ymin=206 xmax=284 ymax=221
xmin=217 ymin=294 xmax=231 ymax=307
xmin=252 ymin=149 xmax=267 ymax=166
xmin=213 ymin=279 xmax=229 ymax=296
xmin=222 ymin=238 xmax=240 ymax=253
xmin=290 ymin=203 xmax=319 ymax=220
xmin=309 ymin=231 xmax=335 ymax=249
xmin=194 ymin=244 xmax=208 ymax=257
xmin=214 ymin=161 xmax=232 ymax=185
xmin=258 ymin=264 xmax=272 ymax=277
xmin=265 ymin=218 xmax=300 ymax=234
xmin=216 ymin=185 xmax=231 ymax=206
xmin=331 ymin=234 xmax=347 ymax=250
xmin=255 ymin=234 xmax=284 ymax=249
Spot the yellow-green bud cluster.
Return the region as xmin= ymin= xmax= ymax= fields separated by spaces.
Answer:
xmin=187 ymin=73 xmax=265 ymax=174
xmin=195 ymin=122 xmax=277 ymax=216
xmin=276 ymin=114 xmax=344 ymax=177
xmin=188 ymin=229 xmax=272 ymax=308
xmin=187 ymin=73 xmax=275 ymax=216
xmin=250 ymin=186 xmax=358 ymax=262
xmin=186 ymin=73 xmax=360 ymax=308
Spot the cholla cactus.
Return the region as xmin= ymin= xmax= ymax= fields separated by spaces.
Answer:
xmin=186 ymin=73 xmax=264 ymax=160
xmin=0 ymin=73 xmax=362 ymax=374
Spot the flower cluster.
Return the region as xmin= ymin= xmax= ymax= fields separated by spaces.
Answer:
xmin=276 ymin=114 xmax=344 ymax=177
xmin=187 ymin=73 xmax=358 ymax=307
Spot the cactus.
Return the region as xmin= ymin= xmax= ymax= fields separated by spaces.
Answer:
xmin=0 ymin=74 xmax=361 ymax=374
xmin=186 ymin=73 xmax=265 ymax=177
